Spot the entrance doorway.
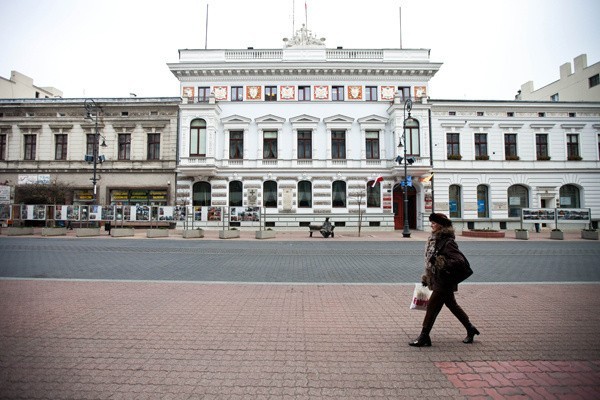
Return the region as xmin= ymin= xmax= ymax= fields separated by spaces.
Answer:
xmin=393 ymin=185 xmax=417 ymax=230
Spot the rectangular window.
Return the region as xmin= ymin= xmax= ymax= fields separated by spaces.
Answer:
xmin=24 ymin=134 xmax=36 ymax=160
xmin=86 ymin=134 xmax=95 ymax=156
xmin=504 ymin=133 xmax=518 ymax=159
xmin=589 ymin=74 xmax=599 ymax=88
xmin=118 ymin=134 xmax=131 ymax=160
xmin=147 ymin=133 xmax=160 ymax=160
xmin=229 ymin=131 xmax=243 ymax=159
xmin=55 ymin=134 xmax=68 ymax=160
xmin=446 ymin=133 xmax=460 ymax=158
xmin=365 ymin=131 xmax=380 ymax=159
xmin=474 ymin=133 xmax=488 ymax=159
xmin=265 ymin=86 xmax=277 ymax=101
xmin=331 ymin=130 xmax=346 ymax=159
xmin=551 ymin=93 xmax=559 ymax=102
xmin=397 ymin=86 xmax=411 ymax=101
xmin=298 ymin=86 xmax=310 ymax=101
xmin=536 ymin=134 xmax=549 ymax=159
xmin=231 ymin=86 xmax=244 ymax=101
xmin=0 ymin=134 xmax=7 ymax=160
xmin=567 ymin=134 xmax=580 ymax=159
xmin=332 ymin=86 xmax=344 ymax=101
xmin=365 ymin=86 xmax=378 ymax=101
xmin=197 ymin=87 xmax=210 ymax=102
xmin=263 ymin=131 xmax=277 ymax=159
xmin=297 ymin=130 xmax=312 ymax=159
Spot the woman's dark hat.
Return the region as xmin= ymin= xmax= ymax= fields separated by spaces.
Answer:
xmin=429 ymin=213 xmax=452 ymax=227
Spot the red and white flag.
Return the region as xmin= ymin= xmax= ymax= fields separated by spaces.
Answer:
xmin=371 ymin=176 xmax=383 ymax=187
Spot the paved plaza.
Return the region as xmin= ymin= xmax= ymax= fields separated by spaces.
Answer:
xmin=0 ymin=230 xmax=599 ymax=399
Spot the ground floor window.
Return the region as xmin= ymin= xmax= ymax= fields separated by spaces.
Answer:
xmin=110 ymin=189 xmax=168 ymax=205
xmin=508 ymin=184 xmax=529 ymax=217
xmin=449 ymin=184 xmax=462 ymax=218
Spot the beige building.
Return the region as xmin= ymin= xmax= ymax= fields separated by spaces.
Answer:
xmin=0 ymin=70 xmax=63 ymax=99
xmin=518 ymin=54 xmax=600 ymax=102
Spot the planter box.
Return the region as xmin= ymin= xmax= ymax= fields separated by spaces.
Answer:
xmin=42 ymin=227 xmax=67 ymax=236
xmin=183 ymin=229 xmax=204 ymax=238
xmin=550 ymin=230 xmax=564 ymax=240
xmin=111 ymin=228 xmax=135 ymax=237
xmin=581 ymin=230 xmax=599 ymax=240
xmin=255 ymin=230 xmax=276 ymax=239
xmin=6 ymin=227 xmax=34 ymax=236
xmin=514 ymin=230 xmax=529 ymax=240
xmin=76 ymin=228 xmax=101 ymax=237
xmin=219 ymin=230 xmax=240 ymax=239
xmin=147 ymin=229 xmax=169 ymax=238
xmin=462 ymin=230 xmax=505 ymax=238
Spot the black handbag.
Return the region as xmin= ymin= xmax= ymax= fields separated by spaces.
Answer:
xmin=431 ymin=238 xmax=473 ymax=284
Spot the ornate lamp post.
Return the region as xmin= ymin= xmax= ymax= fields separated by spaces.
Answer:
xmin=398 ymin=98 xmax=420 ymax=238
xmin=83 ymin=99 xmax=105 ymax=204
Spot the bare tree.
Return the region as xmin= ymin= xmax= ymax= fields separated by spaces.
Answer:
xmin=349 ymin=189 xmax=367 ymax=237
xmin=15 ymin=180 xmax=73 ymax=205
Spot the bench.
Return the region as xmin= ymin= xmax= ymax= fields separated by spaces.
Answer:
xmin=308 ymin=224 xmax=335 ymax=238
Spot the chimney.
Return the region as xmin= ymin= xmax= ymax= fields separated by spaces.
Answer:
xmin=573 ymin=54 xmax=587 ymax=72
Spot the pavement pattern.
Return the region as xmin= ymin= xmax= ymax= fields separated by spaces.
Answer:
xmin=1 ymin=279 xmax=599 ymax=399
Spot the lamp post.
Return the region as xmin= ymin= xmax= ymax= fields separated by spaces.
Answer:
xmin=398 ymin=98 xmax=420 ymax=238
xmin=84 ymin=99 xmax=104 ymax=204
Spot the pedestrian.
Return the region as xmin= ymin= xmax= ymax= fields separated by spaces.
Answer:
xmin=409 ymin=213 xmax=479 ymax=347
xmin=320 ymin=217 xmax=333 ymax=238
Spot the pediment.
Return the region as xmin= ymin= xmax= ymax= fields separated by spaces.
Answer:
xmin=323 ymin=114 xmax=354 ymax=124
xmin=357 ymin=114 xmax=388 ymax=124
xmin=290 ymin=114 xmax=320 ymax=124
xmin=221 ymin=114 xmax=252 ymax=124
xmin=255 ymin=114 xmax=286 ymax=124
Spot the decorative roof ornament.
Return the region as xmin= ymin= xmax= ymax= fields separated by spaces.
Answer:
xmin=282 ymin=24 xmax=326 ymax=48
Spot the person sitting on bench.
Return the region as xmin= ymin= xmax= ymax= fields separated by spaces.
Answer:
xmin=320 ymin=217 xmax=333 ymax=238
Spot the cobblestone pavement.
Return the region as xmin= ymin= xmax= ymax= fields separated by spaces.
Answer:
xmin=1 ymin=280 xmax=599 ymax=399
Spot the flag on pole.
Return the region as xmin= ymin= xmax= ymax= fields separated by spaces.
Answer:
xmin=371 ymin=176 xmax=383 ymax=187
xmin=421 ymin=173 xmax=434 ymax=183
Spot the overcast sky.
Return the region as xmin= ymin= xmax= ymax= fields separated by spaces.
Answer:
xmin=1 ymin=0 xmax=599 ymax=100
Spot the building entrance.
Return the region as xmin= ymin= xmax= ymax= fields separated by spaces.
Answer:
xmin=393 ymin=185 xmax=417 ymax=230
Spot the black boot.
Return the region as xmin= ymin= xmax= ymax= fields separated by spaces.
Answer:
xmin=409 ymin=333 xmax=432 ymax=347
xmin=463 ymin=325 xmax=480 ymax=344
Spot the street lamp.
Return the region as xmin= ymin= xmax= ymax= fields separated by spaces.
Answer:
xmin=397 ymin=98 xmax=419 ymax=238
xmin=83 ymin=99 xmax=106 ymax=204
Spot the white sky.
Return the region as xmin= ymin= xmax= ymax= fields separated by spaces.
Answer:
xmin=1 ymin=0 xmax=599 ymax=100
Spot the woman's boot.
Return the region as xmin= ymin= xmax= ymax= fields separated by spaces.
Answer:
xmin=463 ymin=325 xmax=480 ymax=344
xmin=409 ymin=331 xmax=432 ymax=347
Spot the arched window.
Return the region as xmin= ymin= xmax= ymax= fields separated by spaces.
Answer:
xmin=367 ymin=181 xmax=381 ymax=208
xmin=477 ymin=185 xmax=489 ymax=218
xmin=449 ymin=185 xmax=462 ymax=218
xmin=192 ymin=181 xmax=211 ymax=207
xmin=190 ymin=119 xmax=207 ymax=156
xmin=507 ymin=184 xmax=529 ymax=217
xmin=298 ymin=180 xmax=312 ymax=208
xmin=229 ymin=181 xmax=243 ymax=207
xmin=263 ymin=180 xmax=278 ymax=208
xmin=332 ymin=181 xmax=346 ymax=208
xmin=559 ymin=184 xmax=580 ymax=208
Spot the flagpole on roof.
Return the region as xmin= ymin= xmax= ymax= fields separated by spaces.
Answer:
xmin=204 ymin=3 xmax=209 ymax=49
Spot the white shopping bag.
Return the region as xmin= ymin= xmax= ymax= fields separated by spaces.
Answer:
xmin=410 ymin=283 xmax=432 ymax=311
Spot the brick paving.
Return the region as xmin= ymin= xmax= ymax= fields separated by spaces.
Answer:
xmin=1 ymin=279 xmax=599 ymax=399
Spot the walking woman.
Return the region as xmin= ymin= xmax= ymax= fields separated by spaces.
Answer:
xmin=409 ymin=213 xmax=479 ymax=347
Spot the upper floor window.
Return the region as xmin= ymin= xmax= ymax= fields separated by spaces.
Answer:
xmin=192 ymin=181 xmax=211 ymax=207
xmin=550 ymin=93 xmax=559 ymax=102
xmin=365 ymin=86 xmax=378 ymax=101
xmin=265 ymin=86 xmax=277 ymax=101
xmin=297 ymin=130 xmax=312 ymax=159
xmin=229 ymin=181 xmax=243 ymax=207
xmin=231 ymin=86 xmax=244 ymax=101
xmin=504 ymin=133 xmax=518 ymax=160
xmin=55 ymin=134 xmax=68 ymax=160
xmin=147 ymin=133 xmax=160 ymax=160
xmin=589 ymin=74 xmax=599 ymax=88
xmin=567 ymin=134 xmax=580 ymax=160
xmin=190 ymin=119 xmax=206 ymax=156
xmin=298 ymin=86 xmax=311 ymax=101
xmin=332 ymin=86 xmax=344 ymax=101
xmin=298 ymin=180 xmax=312 ymax=208
xmin=0 ymin=134 xmax=6 ymax=160
xmin=365 ymin=131 xmax=380 ymax=159
xmin=86 ymin=134 xmax=96 ymax=156
xmin=24 ymin=134 xmax=36 ymax=160
xmin=449 ymin=184 xmax=462 ymax=218
xmin=263 ymin=131 xmax=277 ymax=159
xmin=446 ymin=133 xmax=460 ymax=159
xmin=332 ymin=180 xmax=346 ymax=208
xmin=118 ymin=134 xmax=131 ymax=160
xmin=229 ymin=131 xmax=243 ymax=159
xmin=397 ymin=86 xmax=411 ymax=101
xmin=263 ymin=180 xmax=277 ymax=208
xmin=475 ymin=133 xmax=488 ymax=159
xmin=197 ymin=87 xmax=210 ymax=102
xmin=536 ymin=134 xmax=549 ymax=160
xmin=331 ymin=130 xmax=346 ymax=159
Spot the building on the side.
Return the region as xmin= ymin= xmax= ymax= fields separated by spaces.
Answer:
xmin=429 ymin=100 xmax=600 ymax=230
xmin=0 ymin=98 xmax=180 ymax=209
xmin=0 ymin=70 xmax=63 ymax=99
xmin=168 ymin=25 xmax=442 ymax=230
xmin=518 ymin=54 xmax=600 ymax=102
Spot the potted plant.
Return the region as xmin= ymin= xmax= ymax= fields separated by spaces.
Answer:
xmin=567 ymin=155 xmax=583 ymax=161
xmin=550 ymin=228 xmax=564 ymax=240
xmin=505 ymin=155 xmax=520 ymax=161
xmin=475 ymin=155 xmax=489 ymax=160
xmin=581 ymin=228 xmax=599 ymax=240
xmin=537 ymin=155 xmax=551 ymax=161
xmin=447 ymin=154 xmax=462 ymax=160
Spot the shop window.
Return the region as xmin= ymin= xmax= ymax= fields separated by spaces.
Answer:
xmin=477 ymin=185 xmax=489 ymax=218
xmin=109 ymin=189 xmax=168 ymax=206
xmin=449 ymin=184 xmax=462 ymax=218
xmin=298 ymin=180 xmax=312 ymax=208
xmin=366 ymin=181 xmax=381 ymax=208
xmin=507 ymin=184 xmax=529 ymax=217
xmin=559 ymin=184 xmax=580 ymax=208
xmin=229 ymin=181 xmax=243 ymax=207
xmin=193 ymin=181 xmax=211 ymax=207
xmin=297 ymin=130 xmax=312 ymax=159
xmin=366 ymin=131 xmax=380 ymax=159
xmin=332 ymin=180 xmax=346 ymax=208
xmin=263 ymin=180 xmax=278 ymax=208
xmin=190 ymin=119 xmax=207 ymax=156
